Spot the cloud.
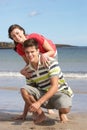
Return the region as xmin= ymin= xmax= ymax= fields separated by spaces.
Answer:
xmin=28 ymin=11 xmax=40 ymax=17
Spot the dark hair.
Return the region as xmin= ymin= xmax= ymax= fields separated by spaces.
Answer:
xmin=8 ymin=24 xmax=25 ymax=39
xmin=8 ymin=24 xmax=26 ymax=51
xmin=23 ymin=38 xmax=38 ymax=49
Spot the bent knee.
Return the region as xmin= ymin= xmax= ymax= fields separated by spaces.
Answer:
xmin=20 ymin=88 xmax=25 ymax=93
xmin=59 ymin=108 xmax=71 ymax=114
xmin=20 ymin=88 xmax=28 ymax=95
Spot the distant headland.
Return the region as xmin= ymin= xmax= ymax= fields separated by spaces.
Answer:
xmin=0 ymin=41 xmax=75 ymax=49
xmin=0 ymin=42 xmax=14 ymax=49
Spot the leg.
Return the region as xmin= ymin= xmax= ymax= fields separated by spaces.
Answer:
xmin=47 ymin=109 xmax=55 ymax=114
xmin=51 ymin=92 xmax=72 ymax=123
xmin=15 ymin=88 xmax=33 ymax=120
xmin=59 ymin=107 xmax=71 ymax=123
xmin=21 ymin=88 xmax=46 ymax=123
xmin=14 ymin=102 xmax=29 ymax=120
xmin=21 ymin=88 xmax=42 ymax=114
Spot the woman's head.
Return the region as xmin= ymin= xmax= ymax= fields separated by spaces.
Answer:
xmin=8 ymin=24 xmax=26 ymax=42
xmin=8 ymin=24 xmax=27 ymax=51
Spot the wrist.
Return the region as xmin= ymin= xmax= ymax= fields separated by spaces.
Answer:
xmin=38 ymin=99 xmax=44 ymax=106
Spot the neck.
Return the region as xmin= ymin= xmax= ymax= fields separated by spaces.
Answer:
xmin=30 ymin=55 xmax=40 ymax=70
xmin=31 ymin=62 xmax=38 ymax=70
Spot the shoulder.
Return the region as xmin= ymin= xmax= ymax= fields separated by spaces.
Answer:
xmin=45 ymin=57 xmax=59 ymax=70
xmin=27 ymin=33 xmax=41 ymax=38
xmin=27 ymin=33 xmax=44 ymax=44
xmin=48 ymin=57 xmax=58 ymax=64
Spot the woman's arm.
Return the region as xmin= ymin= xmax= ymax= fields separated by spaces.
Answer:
xmin=40 ymin=39 xmax=56 ymax=67
xmin=22 ymin=55 xmax=29 ymax=64
xmin=42 ymin=39 xmax=55 ymax=57
xmin=20 ymin=65 xmax=32 ymax=78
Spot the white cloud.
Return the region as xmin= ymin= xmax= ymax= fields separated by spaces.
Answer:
xmin=28 ymin=11 xmax=40 ymax=17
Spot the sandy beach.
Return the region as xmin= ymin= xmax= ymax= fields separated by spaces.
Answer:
xmin=0 ymin=77 xmax=87 ymax=130
xmin=0 ymin=82 xmax=87 ymax=130
xmin=0 ymin=111 xmax=87 ymax=130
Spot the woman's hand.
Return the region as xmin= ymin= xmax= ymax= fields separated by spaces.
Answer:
xmin=40 ymin=54 xmax=50 ymax=67
xmin=20 ymin=66 xmax=32 ymax=78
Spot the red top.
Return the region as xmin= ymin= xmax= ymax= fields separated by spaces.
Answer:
xmin=16 ymin=33 xmax=57 ymax=57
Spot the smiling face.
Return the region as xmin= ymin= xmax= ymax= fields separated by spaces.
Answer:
xmin=25 ymin=46 xmax=39 ymax=65
xmin=10 ymin=28 xmax=26 ymax=43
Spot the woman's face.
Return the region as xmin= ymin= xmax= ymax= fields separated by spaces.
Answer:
xmin=10 ymin=28 xmax=26 ymax=43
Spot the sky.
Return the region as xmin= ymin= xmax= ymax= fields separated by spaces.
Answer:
xmin=0 ymin=0 xmax=87 ymax=46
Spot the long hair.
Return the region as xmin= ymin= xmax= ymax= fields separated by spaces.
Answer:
xmin=8 ymin=24 xmax=26 ymax=51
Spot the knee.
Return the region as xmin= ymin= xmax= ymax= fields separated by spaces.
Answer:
xmin=20 ymin=88 xmax=28 ymax=97
xmin=20 ymin=88 xmax=25 ymax=94
xmin=59 ymin=108 xmax=71 ymax=114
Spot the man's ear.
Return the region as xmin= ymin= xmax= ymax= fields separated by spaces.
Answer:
xmin=37 ymin=48 xmax=40 ymax=53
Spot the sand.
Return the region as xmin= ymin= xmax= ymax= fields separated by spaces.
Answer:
xmin=0 ymin=84 xmax=87 ymax=130
xmin=0 ymin=111 xmax=87 ymax=130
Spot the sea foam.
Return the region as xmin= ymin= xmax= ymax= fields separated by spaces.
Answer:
xmin=0 ymin=72 xmax=87 ymax=79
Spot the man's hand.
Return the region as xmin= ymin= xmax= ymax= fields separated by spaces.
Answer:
xmin=29 ymin=101 xmax=41 ymax=113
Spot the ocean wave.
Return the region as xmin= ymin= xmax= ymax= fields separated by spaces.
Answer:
xmin=0 ymin=72 xmax=87 ymax=79
xmin=0 ymin=72 xmax=24 ymax=77
xmin=64 ymin=73 xmax=87 ymax=78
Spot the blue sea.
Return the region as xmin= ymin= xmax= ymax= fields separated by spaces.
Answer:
xmin=0 ymin=46 xmax=87 ymax=78
xmin=0 ymin=46 xmax=87 ymax=113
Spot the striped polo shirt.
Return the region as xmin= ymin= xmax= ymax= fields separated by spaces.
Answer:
xmin=26 ymin=56 xmax=73 ymax=97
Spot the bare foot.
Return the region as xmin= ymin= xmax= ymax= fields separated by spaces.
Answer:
xmin=32 ymin=112 xmax=38 ymax=120
xmin=47 ymin=109 xmax=55 ymax=114
xmin=13 ymin=114 xmax=26 ymax=120
xmin=59 ymin=113 xmax=69 ymax=123
xmin=34 ymin=112 xmax=47 ymax=124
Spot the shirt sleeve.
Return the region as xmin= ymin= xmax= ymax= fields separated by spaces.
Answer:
xmin=27 ymin=33 xmax=44 ymax=45
xmin=16 ymin=43 xmax=25 ymax=56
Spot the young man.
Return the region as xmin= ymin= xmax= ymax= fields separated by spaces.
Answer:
xmin=17 ymin=38 xmax=73 ymax=124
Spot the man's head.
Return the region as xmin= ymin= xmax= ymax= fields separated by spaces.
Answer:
xmin=23 ymin=38 xmax=39 ymax=63
xmin=23 ymin=38 xmax=38 ymax=49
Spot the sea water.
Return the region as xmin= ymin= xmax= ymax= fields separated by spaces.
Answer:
xmin=0 ymin=46 xmax=87 ymax=77
xmin=0 ymin=46 xmax=87 ymax=113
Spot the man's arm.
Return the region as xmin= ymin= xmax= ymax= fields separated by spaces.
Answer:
xmin=29 ymin=76 xmax=59 ymax=112
xmin=39 ymin=76 xmax=58 ymax=104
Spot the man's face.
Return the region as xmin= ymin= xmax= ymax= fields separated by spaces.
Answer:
xmin=25 ymin=46 xmax=39 ymax=63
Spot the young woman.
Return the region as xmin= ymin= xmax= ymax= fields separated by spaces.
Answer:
xmin=8 ymin=24 xmax=58 ymax=114
xmin=8 ymin=24 xmax=58 ymax=65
